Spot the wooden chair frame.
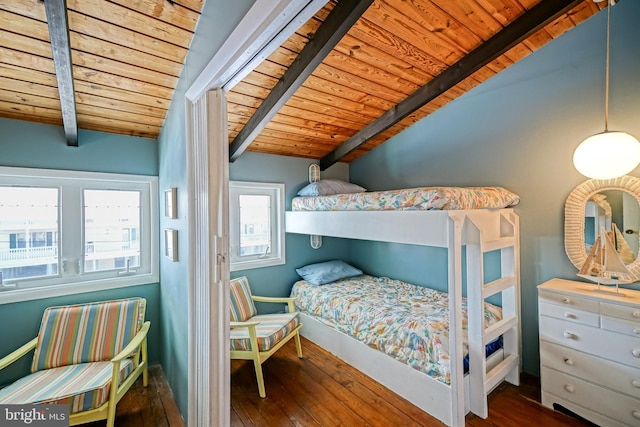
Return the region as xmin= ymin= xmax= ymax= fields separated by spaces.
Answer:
xmin=230 ymin=296 xmax=303 ymax=397
xmin=0 ymin=321 xmax=150 ymax=427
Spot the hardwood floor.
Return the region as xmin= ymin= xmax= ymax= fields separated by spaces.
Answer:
xmin=102 ymin=340 xmax=592 ymax=427
xmin=231 ymin=337 xmax=595 ymax=427
xmin=84 ymin=365 xmax=185 ymax=427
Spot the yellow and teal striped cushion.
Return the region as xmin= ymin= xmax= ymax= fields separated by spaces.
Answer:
xmin=0 ymin=359 xmax=134 ymax=413
xmin=31 ymin=298 xmax=146 ymax=372
xmin=230 ymin=313 xmax=299 ymax=351
xmin=229 ymin=277 xmax=257 ymax=322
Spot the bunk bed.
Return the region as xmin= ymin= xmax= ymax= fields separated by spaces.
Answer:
xmin=285 ymin=183 xmax=521 ymax=426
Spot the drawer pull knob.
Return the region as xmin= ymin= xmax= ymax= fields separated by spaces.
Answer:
xmin=563 ymin=331 xmax=576 ymax=340
xmin=632 ymin=379 xmax=640 ymax=388
xmin=563 ymin=358 xmax=574 ymax=366
xmin=563 ymin=313 xmax=575 ymax=319
xmin=562 ymin=298 xmax=571 ymax=304
xmin=633 ymin=410 xmax=640 ymax=420
xmin=564 ymin=384 xmax=575 ymax=393
xmin=633 ymin=311 xmax=640 ymax=318
xmin=633 ymin=349 xmax=640 ymax=358
xmin=634 ymin=328 xmax=640 ymax=335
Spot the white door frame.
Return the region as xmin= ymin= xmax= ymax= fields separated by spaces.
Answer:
xmin=185 ymin=91 xmax=229 ymax=427
xmin=184 ymin=1 xmax=326 ymax=425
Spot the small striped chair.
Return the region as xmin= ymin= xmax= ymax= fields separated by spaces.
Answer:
xmin=230 ymin=276 xmax=303 ymax=397
xmin=0 ymin=298 xmax=150 ymax=427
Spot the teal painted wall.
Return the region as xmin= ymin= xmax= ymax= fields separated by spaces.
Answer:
xmin=0 ymin=118 xmax=160 ymax=386
xmin=0 ymin=118 xmax=157 ymax=175
xmin=156 ymin=1 xmax=256 ymax=421
xmin=349 ymin=1 xmax=640 ymax=376
xmin=229 ymin=152 xmax=351 ymax=313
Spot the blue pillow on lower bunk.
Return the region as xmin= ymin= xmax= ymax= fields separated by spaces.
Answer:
xmin=295 ymin=260 xmax=363 ymax=285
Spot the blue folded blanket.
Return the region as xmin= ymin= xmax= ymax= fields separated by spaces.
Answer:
xmin=463 ymin=336 xmax=503 ymax=373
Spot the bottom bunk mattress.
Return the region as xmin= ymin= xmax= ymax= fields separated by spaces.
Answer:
xmin=290 ymin=275 xmax=503 ymax=385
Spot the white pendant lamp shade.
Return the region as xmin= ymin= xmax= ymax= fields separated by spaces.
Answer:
xmin=573 ymin=131 xmax=640 ymax=179
xmin=572 ymin=2 xmax=639 ymax=179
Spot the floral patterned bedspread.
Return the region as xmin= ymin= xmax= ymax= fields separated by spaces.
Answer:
xmin=291 ymin=186 xmax=520 ymax=211
xmin=290 ymin=275 xmax=502 ymax=385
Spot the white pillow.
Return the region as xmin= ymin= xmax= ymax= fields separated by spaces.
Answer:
xmin=297 ymin=179 xmax=366 ymax=196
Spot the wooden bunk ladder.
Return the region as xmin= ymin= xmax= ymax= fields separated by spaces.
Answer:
xmin=464 ymin=210 xmax=521 ymax=419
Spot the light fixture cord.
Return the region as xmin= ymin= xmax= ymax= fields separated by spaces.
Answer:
xmin=604 ymin=1 xmax=611 ymax=132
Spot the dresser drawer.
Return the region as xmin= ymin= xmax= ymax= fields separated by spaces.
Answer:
xmin=539 ymin=316 xmax=640 ymax=368
xmin=540 ymin=341 xmax=640 ymax=399
xmin=601 ymin=301 xmax=640 ymax=322
xmin=538 ymin=300 xmax=599 ymax=327
xmin=542 ymin=367 xmax=640 ymax=426
xmin=602 ymin=315 xmax=640 ymax=338
xmin=539 ymin=290 xmax=599 ymax=313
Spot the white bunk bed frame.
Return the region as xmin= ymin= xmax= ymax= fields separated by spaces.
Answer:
xmin=285 ymin=208 xmax=521 ymax=426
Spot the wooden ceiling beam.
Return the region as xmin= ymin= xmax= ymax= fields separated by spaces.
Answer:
xmin=229 ymin=0 xmax=374 ymax=162
xmin=45 ymin=0 xmax=78 ymax=146
xmin=319 ymin=0 xmax=585 ymax=170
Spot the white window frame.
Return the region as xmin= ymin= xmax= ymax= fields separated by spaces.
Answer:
xmin=0 ymin=166 xmax=159 ymax=305
xmin=229 ymin=181 xmax=285 ymax=271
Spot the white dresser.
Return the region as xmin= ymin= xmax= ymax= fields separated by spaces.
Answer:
xmin=538 ymin=278 xmax=640 ymax=427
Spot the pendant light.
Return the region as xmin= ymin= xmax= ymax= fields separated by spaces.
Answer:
xmin=572 ymin=0 xmax=640 ymax=179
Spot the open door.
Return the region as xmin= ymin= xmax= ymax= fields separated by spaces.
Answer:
xmin=186 ymin=89 xmax=229 ymax=426
xmin=184 ymin=2 xmax=329 ymax=425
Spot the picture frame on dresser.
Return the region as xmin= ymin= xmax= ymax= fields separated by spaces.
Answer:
xmin=538 ymin=278 xmax=640 ymax=427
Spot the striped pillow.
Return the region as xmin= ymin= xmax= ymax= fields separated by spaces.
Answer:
xmin=31 ymin=298 xmax=146 ymax=372
xmin=229 ymin=276 xmax=257 ymax=322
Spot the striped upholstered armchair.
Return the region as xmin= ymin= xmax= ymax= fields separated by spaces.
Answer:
xmin=0 ymin=298 xmax=150 ymax=427
xmin=230 ymin=276 xmax=303 ymax=397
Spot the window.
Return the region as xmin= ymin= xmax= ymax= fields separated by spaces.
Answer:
xmin=0 ymin=167 xmax=158 ymax=304
xmin=229 ymin=181 xmax=285 ymax=271
xmin=83 ymin=189 xmax=141 ymax=273
xmin=0 ymin=187 xmax=59 ymax=282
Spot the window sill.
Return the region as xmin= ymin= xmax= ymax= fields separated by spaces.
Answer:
xmin=230 ymin=257 xmax=285 ymax=272
xmin=0 ymin=272 xmax=160 ymax=305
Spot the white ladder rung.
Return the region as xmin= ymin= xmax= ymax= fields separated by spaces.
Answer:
xmin=482 ymin=275 xmax=516 ymax=299
xmin=482 ymin=236 xmax=515 ymax=252
xmin=484 ymin=353 xmax=519 ymax=393
xmin=483 ymin=315 xmax=517 ymax=345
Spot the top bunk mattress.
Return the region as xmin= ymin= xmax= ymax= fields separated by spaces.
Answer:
xmin=291 ymin=186 xmax=520 ymax=211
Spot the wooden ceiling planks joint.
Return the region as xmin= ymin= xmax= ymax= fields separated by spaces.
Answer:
xmin=320 ymin=0 xmax=586 ymax=170
xmin=44 ymin=0 xmax=78 ymax=146
xmin=228 ymin=0 xmax=374 ymax=162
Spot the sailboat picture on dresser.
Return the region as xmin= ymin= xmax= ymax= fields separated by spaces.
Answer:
xmin=578 ymin=225 xmax=631 ymax=296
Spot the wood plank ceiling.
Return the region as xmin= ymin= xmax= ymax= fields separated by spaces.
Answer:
xmin=227 ymin=0 xmax=606 ymax=166
xmin=0 ymin=0 xmax=605 ymax=163
xmin=0 ymin=0 xmax=203 ymax=139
